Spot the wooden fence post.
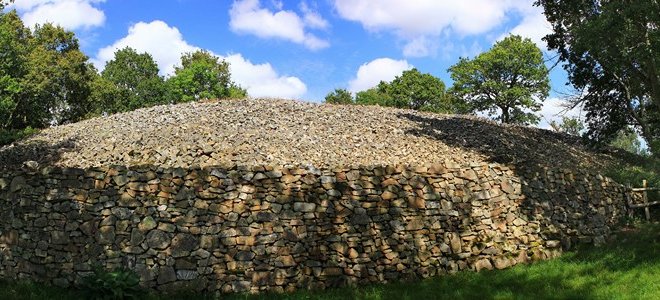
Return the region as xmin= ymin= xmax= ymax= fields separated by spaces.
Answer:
xmin=643 ymin=180 xmax=650 ymax=221
xmin=626 ymin=183 xmax=633 ymax=219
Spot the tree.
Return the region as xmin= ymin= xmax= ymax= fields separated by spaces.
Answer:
xmin=324 ymin=88 xmax=353 ymax=104
xmin=10 ymin=22 xmax=94 ymax=128
xmin=0 ymin=1 xmax=14 ymax=10
xmin=353 ymin=69 xmax=453 ymax=113
xmin=550 ymin=116 xmax=584 ymax=136
xmin=382 ymin=68 xmax=449 ymax=113
xmin=448 ymin=35 xmax=550 ymax=125
xmin=167 ymin=50 xmax=243 ymax=103
xmin=101 ymin=47 xmax=166 ymax=113
xmin=610 ymin=128 xmax=647 ymax=156
xmin=355 ymin=83 xmax=392 ymax=107
xmin=535 ymin=0 xmax=659 ymax=156
xmin=0 ymin=10 xmax=28 ymax=129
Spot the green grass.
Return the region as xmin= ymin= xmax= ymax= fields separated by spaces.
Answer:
xmin=1 ymin=222 xmax=658 ymax=300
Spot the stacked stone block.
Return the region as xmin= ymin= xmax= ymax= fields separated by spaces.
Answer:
xmin=0 ymin=162 xmax=628 ymax=293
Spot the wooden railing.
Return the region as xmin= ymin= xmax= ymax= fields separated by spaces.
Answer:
xmin=627 ymin=180 xmax=659 ymax=220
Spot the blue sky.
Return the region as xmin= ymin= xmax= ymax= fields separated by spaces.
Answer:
xmin=5 ymin=0 xmax=582 ymax=128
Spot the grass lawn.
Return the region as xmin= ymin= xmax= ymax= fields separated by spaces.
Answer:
xmin=1 ymin=222 xmax=658 ymax=300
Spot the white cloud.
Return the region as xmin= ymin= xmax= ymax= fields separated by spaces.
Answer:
xmin=93 ymin=21 xmax=198 ymax=76
xmin=333 ymin=0 xmax=548 ymax=57
xmin=93 ymin=20 xmax=306 ymax=99
xmin=229 ymin=0 xmax=329 ymax=50
xmin=402 ymin=36 xmax=437 ymax=57
xmin=348 ymin=58 xmax=412 ymax=92
xmin=498 ymin=4 xmax=551 ymax=48
xmin=300 ymin=2 xmax=329 ymax=29
xmin=224 ymin=54 xmax=307 ymax=98
xmin=10 ymin=0 xmax=105 ymax=30
xmin=537 ymin=97 xmax=584 ymax=130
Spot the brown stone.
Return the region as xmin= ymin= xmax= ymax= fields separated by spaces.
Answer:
xmin=474 ymin=259 xmax=493 ymax=272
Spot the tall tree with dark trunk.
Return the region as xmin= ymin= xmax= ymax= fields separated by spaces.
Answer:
xmin=448 ymin=35 xmax=550 ymax=126
xmin=536 ymin=0 xmax=660 ymax=155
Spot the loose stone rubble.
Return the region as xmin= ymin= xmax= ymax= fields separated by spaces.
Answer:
xmin=0 ymin=99 xmax=630 ymax=294
xmin=0 ymin=98 xmax=615 ymax=171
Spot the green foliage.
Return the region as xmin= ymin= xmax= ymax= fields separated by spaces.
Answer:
xmin=228 ymin=84 xmax=247 ymax=99
xmin=0 ymin=1 xmax=13 ymax=10
xmin=80 ymin=266 xmax=143 ymax=300
xmin=167 ymin=50 xmax=237 ymax=103
xmin=0 ymin=11 xmax=94 ymax=129
xmin=355 ymin=84 xmax=392 ymax=107
xmin=382 ymin=68 xmax=449 ymax=113
xmin=536 ymin=0 xmax=660 ymax=156
xmin=449 ymin=35 xmax=550 ymax=125
xmin=100 ymin=47 xmax=166 ymax=113
xmin=550 ymin=116 xmax=585 ymax=136
xmin=354 ymin=69 xmax=455 ymax=113
xmin=0 ymin=11 xmax=27 ymax=129
xmin=324 ymin=88 xmax=354 ymax=104
xmin=0 ymin=126 xmax=38 ymax=146
xmin=610 ymin=128 xmax=647 ymax=156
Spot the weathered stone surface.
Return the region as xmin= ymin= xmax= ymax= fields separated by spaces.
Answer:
xmin=10 ymin=176 xmax=26 ymax=192
xmin=293 ymin=202 xmax=316 ymax=212
xmin=474 ymin=259 xmax=494 ymax=272
xmin=0 ymin=112 xmax=631 ymax=296
xmin=146 ymin=230 xmax=170 ymax=249
xmin=139 ymin=216 xmax=158 ymax=232
xmin=157 ymin=266 xmax=176 ymax=284
xmin=170 ymin=233 xmax=199 ymax=257
xmin=97 ymin=226 xmax=115 ymax=245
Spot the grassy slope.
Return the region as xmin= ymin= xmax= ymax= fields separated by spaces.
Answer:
xmin=1 ymin=222 xmax=657 ymax=300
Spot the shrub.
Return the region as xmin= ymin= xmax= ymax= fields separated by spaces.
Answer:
xmin=80 ymin=266 xmax=143 ymax=300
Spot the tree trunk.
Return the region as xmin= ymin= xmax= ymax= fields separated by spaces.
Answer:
xmin=500 ymin=106 xmax=510 ymax=124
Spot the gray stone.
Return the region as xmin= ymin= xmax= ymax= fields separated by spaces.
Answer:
xmin=157 ymin=266 xmax=176 ymax=284
xmin=97 ymin=226 xmax=115 ymax=245
xmin=130 ymin=228 xmax=145 ymax=245
xmin=138 ymin=216 xmax=158 ymax=232
xmin=176 ymin=270 xmax=199 ymax=280
xmin=293 ymin=202 xmax=316 ymax=212
xmin=231 ymin=280 xmax=251 ymax=293
xmin=170 ymin=233 xmax=199 ymax=257
xmin=111 ymin=207 xmax=131 ymax=220
xmin=10 ymin=176 xmax=27 ymax=192
xmin=113 ymin=175 xmax=129 ymax=186
xmin=235 ymin=251 xmax=256 ymax=261
xmin=146 ymin=230 xmax=170 ymax=249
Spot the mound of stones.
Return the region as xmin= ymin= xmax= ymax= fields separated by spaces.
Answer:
xmin=0 ymin=98 xmax=615 ymax=171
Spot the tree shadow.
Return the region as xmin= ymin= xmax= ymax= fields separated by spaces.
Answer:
xmin=396 ymin=112 xmax=612 ymax=171
xmin=0 ymin=136 xmax=80 ymax=171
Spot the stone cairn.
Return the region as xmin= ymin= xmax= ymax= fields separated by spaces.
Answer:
xmin=0 ymin=161 xmax=628 ymax=293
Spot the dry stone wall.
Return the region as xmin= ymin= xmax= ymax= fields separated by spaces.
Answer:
xmin=0 ymin=162 xmax=628 ymax=293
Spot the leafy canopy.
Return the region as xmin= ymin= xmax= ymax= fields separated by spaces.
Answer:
xmin=536 ymin=0 xmax=659 ymax=155
xmin=100 ymin=47 xmax=166 ymax=113
xmin=324 ymin=88 xmax=354 ymax=105
xmin=167 ymin=50 xmax=245 ymax=103
xmin=550 ymin=116 xmax=585 ymax=136
xmin=448 ymin=35 xmax=550 ymax=125
xmin=353 ymin=68 xmax=452 ymax=113
xmin=1 ymin=11 xmax=94 ymax=129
